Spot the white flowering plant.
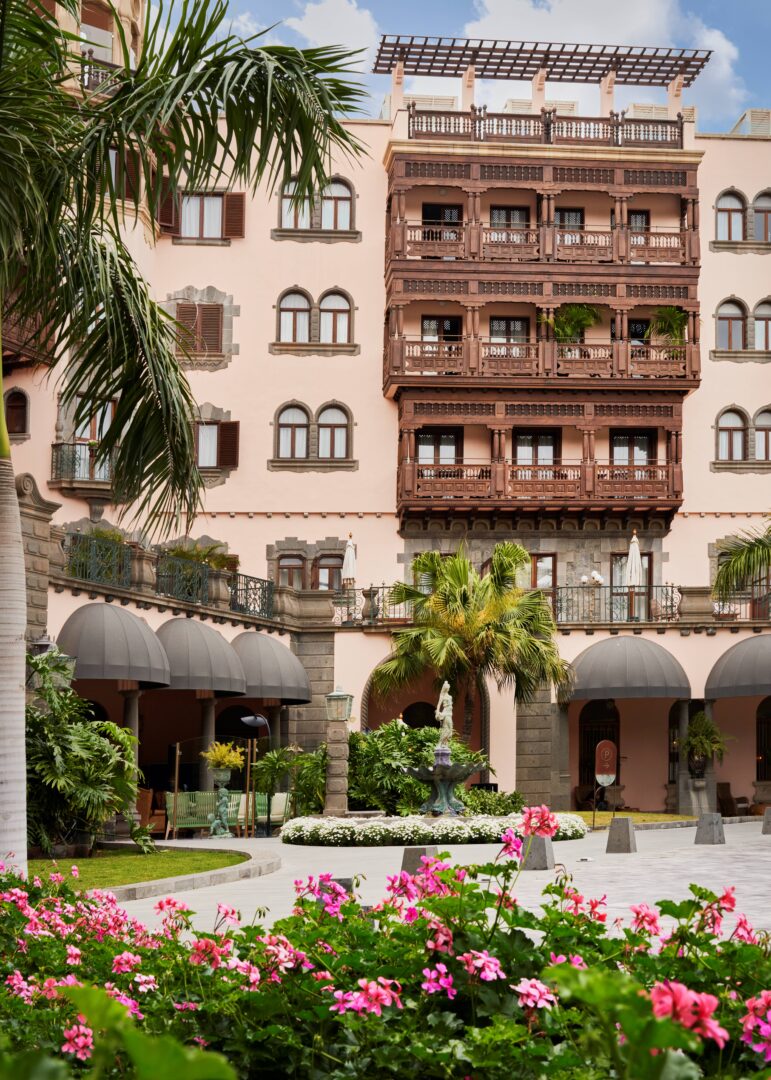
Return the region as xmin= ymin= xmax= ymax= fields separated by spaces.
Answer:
xmin=281 ymin=812 xmax=588 ymax=846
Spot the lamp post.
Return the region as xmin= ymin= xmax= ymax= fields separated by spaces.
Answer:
xmin=241 ymin=713 xmax=272 ymax=746
xmin=324 ymin=686 xmax=353 ymax=816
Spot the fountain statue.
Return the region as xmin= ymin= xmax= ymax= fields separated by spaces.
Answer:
xmin=404 ymin=681 xmax=478 ymax=816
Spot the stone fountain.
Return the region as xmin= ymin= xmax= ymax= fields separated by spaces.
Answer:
xmin=404 ymin=682 xmax=477 ymax=816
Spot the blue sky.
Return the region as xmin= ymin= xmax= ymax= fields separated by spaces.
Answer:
xmin=227 ymin=0 xmax=770 ymax=130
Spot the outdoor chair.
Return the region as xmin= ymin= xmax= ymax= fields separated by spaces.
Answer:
xmin=716 ymin=783 xmax=750 ymax=817
xmin=236 ymin=792 xmax=268 ymax=836
xmin=164 ymin=791 xmax=242 ymax=838
xmin=254 ymin=792 xmax=291 ymax=834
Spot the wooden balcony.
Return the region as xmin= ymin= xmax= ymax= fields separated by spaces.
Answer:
xmin=392 ymin=222 xmax=692 ymax=265
xmin=407 ymin=105 xmax=684 ymax=149
xmin=386 ymin=338 xmax=698 ymax=385
xmin=398 ymin=459 xmax=681 ymax=513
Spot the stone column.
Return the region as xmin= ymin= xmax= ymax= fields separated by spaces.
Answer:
xmin=15 ymin=474 xmax=61 ymax=641
xmin=199 ymin=695 xmax=216 ymax=790
xmin=323 ymin=717 xmax=349 ymax=816
xmin=516 ymin=686 xmax=564 ymax=806
xmin=119 ymin=686 xmax=141 ymax=765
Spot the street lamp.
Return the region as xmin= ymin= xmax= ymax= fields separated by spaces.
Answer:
xmin=241 ymin=713 xmax=272 ymax=744
xmin=325 ymin=686 xmax=353 ymax=723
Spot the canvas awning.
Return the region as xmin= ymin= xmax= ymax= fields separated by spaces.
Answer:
xmin=57 ymin=603 xmax=170 ymax=688
xmin=571 ymin=636 xmax=690 ymax=700
xmin=156 ymin=618 xmax=245 ymax=697
xmin=231 ymin=632 xmax=312 ymax=704
xmin=705 ymin=635 xmax=771 ymax=699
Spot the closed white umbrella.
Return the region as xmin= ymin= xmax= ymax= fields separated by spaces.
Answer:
xmin=342 ymin=533 xmax=357 ymax=587
xmin=625 ymin=530 xmax=643 ymax=588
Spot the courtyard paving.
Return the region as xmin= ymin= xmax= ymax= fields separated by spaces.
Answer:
xmin=121 ymin=820 xmax=771 ymax=934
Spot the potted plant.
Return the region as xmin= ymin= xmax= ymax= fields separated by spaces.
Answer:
xmin=644 ymin=305 xmax=688 ymax=360
xmin=541 ymin=304 xmax=601 ymax=362
xmin=200 ymin=741 xmax=245 ymax=786
xmin=680 ymin=711 xmax=728 ymax=779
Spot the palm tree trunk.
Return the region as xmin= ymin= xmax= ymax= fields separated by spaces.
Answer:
xmin=463 ymin=682 xmax=475 ymax=742
xmin=0 ymin=316 xmax=29 ymax=872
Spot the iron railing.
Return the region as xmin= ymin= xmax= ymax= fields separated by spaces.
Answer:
xmin=51 ymin=442 xmax=114 ymax=484
xmin=552 ymin=585 xmax=682 ymax=624
xmin=156 ymin=554 xmax=209 ymax=605
xmin=65 ymin=532 xmax=131 ymax=589
xmin=333 ymin=586 xmax=413 ymax=626
xmin=229 ymin=573 xmax=275 ymax=619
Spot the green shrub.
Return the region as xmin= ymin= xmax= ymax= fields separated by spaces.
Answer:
xmin=461 ymin=787 xmax=524 ymax=816
xmin=347 ymin=719 xmax=487 ymax=815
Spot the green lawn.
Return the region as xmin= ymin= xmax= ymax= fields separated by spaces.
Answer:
xmin=29 ymin=847 xmax=248 ymax=891
xmin=576 ymin=810 xmax=696 ymax=827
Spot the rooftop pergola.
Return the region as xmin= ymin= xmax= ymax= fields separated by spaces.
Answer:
xmin=373 ymin=36 xmax=712 ymax=87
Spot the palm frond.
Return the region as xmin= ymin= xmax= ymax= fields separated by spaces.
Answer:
xmin=713 ymin=527 xmax=771 ymax=600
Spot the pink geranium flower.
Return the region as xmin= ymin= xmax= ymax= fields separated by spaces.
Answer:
xmin=65 ymin=945 xmax=82 ymax=966
xmin=112 ymin=951 xmax=142 ymax=974
xmin=500 ymin=828 xmax=523 ymax=860
xmin=513 ymin=977 xmax=557 ymax=1010
xmin=630 ymin=903 xmax=661 ymax=936
xmin=650 ymin=980 xmax=728 ymax=1048
xmin=61 ymin=1024 xmax=93 ymax=1061
xmin=421 ymin=963 xmax=457 ymax=1000
xmin=521 ymin=805 xmax=559 ymax=838
xmin=458 ymin=950 xmax=505 ymax=982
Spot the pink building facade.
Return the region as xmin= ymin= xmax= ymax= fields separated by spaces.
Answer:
xmin=6 ymin=27 xmax=771 ymax=814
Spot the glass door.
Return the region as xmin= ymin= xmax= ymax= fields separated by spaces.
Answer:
xmin=610 ymin=551 xmax=652 ymax=621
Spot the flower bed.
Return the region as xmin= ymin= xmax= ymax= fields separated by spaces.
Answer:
xmin=280 ymin=811 xmax=588 ymax=846
xmin=1 ymin=807 xmax=770 ymax=1078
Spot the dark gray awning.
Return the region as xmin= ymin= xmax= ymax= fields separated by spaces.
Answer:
xmin=156 ymin=619 xmax=245 ymax=697
xmin=705 ymin=635 xmax=771 ymax=699
xmin=231 ymin=632 xmax=312 ymax=704
xmin=57 ymin=603 xmax=170 ymax=688
xmin=571 ymin=636 xmax=690 ymax=700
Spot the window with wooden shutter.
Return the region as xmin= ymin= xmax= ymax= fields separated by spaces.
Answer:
xmin=222 ymin=193 xmax=246 ymax=239
xmin=175 ymin=302 xmax=198 ymax=354
xmin=158 ymin=179 xmax=178 ymax=234
xmin=123 ymin=151 xmax=140 ymax=202
xmin=198 ymin=304 xmax=223 ymax=353
xmin=217 ymin=421 xmax=240 ymax=468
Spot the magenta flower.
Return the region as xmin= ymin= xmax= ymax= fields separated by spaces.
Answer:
xmin=134 ymin=973 xmax=158 ymax=994
xmin=458 ymin=950 xmax=505 ymax=982
xmin=61 ymin=1023 xmax=94 ymax=1061
xmin=650 ymin=980 xmax=728 ymax=1048
xmin=521 ymin=805 xmax=559 ymax=838
xmin=732 ymin=913 xmax=758 ymax=944
xmin=421 ymin=963 xmax=457 ymax=1000
xmin=512 ymin=977 xmax=557 ymax=1010
xmin=329 ymin=989 xmax=354 ymax=1014
xmin=112 ymin=951 xmax=142 ymax=974
xmin=216 ymin=903 xmax=240 ymax=927
xmin=65 ymin=945 xmax=82 ymax=966
xmin=500 ymin=828 xmax=523 ymax=860
xmin=718 ymin=886 xmax=736 ymax=913
xmin=630 ymin=902 xmax=661 ymax=936
xmin=173 ymin=1001 xmax=200 ymax=1012
xmin=549 ymin=952 xmax=586 ymax=969
xmin=70 ymin=866 xmax=79 ymax=879
xmin=426 ymin=920 xmax=454 ymax=955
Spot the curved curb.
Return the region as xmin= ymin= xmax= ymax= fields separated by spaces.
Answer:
xmin=91 ymin=845 xmax=281 ymax=902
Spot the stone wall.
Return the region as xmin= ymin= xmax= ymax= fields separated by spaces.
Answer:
xmin=515 ymin=688 xmax=570 ymax=810
xmin=286 ymin=631 xmax=335 ymax=749
xmin=16 ymin=473 xmax=59 ymax=641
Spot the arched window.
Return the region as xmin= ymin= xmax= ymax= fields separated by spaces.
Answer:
xmin=754 ymin=193 xmax=771 ymax=243
xmin=716 ymin=193 xmax=745 ymax=241
xmin=755 ymin=302 xmax=771 ymax=351
xmin=277 ymin=555 xmax=304 ymax=589
xmin=280 ymin=181 xmax=311 ymax=230
xmin=315 ymin=555 xmax=344 ymax=591
xmin=319 ymin=293 xmax=351 ymax=344
xmin=756 ymin=410 xmax=771 ymax=461
xmin=317 ymin=406 xmax=349 ymax=459
xmin=4 ymin=390 xmax=28 ymax=436
xmin=277 ymin=406 xmax=309 ymax=459
xmin=320 ymin=181 xmax=352 ymax=230
xmin=278 ymin=292 xmax=310 ymax=343
xmin=716 ymin=301 xmax=746 ymax=350
xmin=717 ymin=410 xmax=747 ymax=461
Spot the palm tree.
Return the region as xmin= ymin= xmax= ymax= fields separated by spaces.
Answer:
xmin=540 ymin=303 xmax=601 ymax=343
xmin=0 ymin=0 xmax=364 ymax=864
xmin=713 ymin=524 xmax=771 ymax=600
xmin=644 ymin=305 xmax=688 ymax=347
xmin=372 ymin=544 xmax=571 ymax=747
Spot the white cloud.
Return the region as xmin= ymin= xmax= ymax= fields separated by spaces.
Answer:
xmin=404 ymin=0 xmax=746 ymax=126
xmin=285 ymin=0 xmax=379 ymax=70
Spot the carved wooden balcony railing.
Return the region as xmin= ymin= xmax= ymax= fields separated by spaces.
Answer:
xmin=407 ymin=105 xmax=684 ymax=149
xmin=391 ymin=222 xmax=692 ymax=264
xmin=398 ymin=459 xmax=680 ymax=508
xmin=386 ymin=338 xmax=698 ymax=382
xmin=80 ymin=51 xmax=121 ymax=94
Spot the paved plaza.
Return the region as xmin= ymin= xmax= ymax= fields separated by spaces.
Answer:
xmin=122 ymin=821 xmax=771 ymax=934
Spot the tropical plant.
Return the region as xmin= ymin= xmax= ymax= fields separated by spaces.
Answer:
xmin=199 ymin=742 xmax=246 ymax=771
xmin=713 ymin=524 xmax=771 ymax=600
xmin=164 ymin=542 xmax=236 ymax=571
xmin=0 ymin=0 xmax=365 ymax=865
xmin=26 ymin=649 xmax=139 ymax=854
xmin=679 ymin=711 xmax=729 ymax=769
xmin=541 ymin=303 xmax=601 ymax=343
xmin=644 ymin=305 xmax=688 ymax=346
xmin=347 ymin=719 xmax=487 ymax=815
xmin=372 ymin=544 xmax=571 ymax=745
xmin=462 ymin=786 xmax=525 ymax=816
xmin=291 ymin=747 xmax=328 ymax=817
xmin=251 ymin=746 xmax=301 ymax=834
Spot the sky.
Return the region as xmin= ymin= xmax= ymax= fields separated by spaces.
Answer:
xmin=225 ymin=0 xmax=771 ymax=131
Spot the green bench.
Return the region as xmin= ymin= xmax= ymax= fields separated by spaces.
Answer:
xmin=164 ymin=791 xmax=242 ymax=838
